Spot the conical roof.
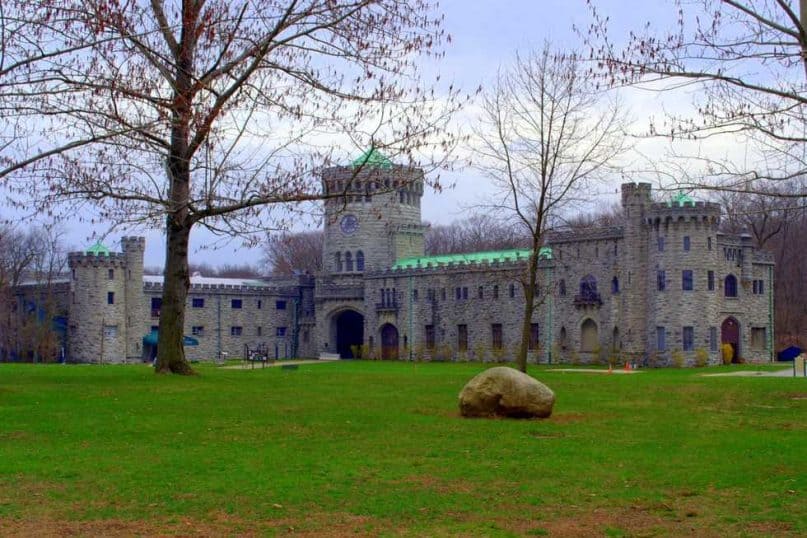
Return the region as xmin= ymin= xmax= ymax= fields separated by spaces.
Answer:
xmin=86 ymin=241 xmax=111 ymax=256
xmin=352 ymin=148 xmax=393 ymax=169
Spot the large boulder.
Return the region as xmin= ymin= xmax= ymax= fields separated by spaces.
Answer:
xmin=459 ymin=366 xmax=555 ymax=418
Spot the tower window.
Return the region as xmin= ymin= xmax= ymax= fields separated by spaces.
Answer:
xmin=107 ymin=291 xmax=115 ymax=305
xmin=345 ymin=251 xmax=353 ymax=271
xmin=682 ymin=270 xmax=693 ymax=291
xmin=683 ymin=236 xmax=690 ymax=251
xmin=658 ymin=237 xmax=665 ymax=252
xmin=724 ymin=274 xmax=738 ymax=297
xmin=611 ymin=276 xmax=619 ymax=294
xmin=707 ymin=271 xmax=715 ymax=291
xmin=683 ymin=326 xmax=694 ymax=351
xmin=232 ymin=299 xmax=242 ymax=309
xmin=276 ymin=300 xmax=286 ymax=310
xmin=493 ymin=285 xmax=499 ymax=299
xmin=192 ymin=298 xmax=205 ymax=308
xmin=335 ymin=252 xmax=342 ymax=272
xmin=657 ymin=270 xmax=666 ymax=291
xmin=509 ymin=283 xmax=515 ymax=298
xmin=108 ymin=268 xmax=114 ymax=280
xmin=356 ymin=251 xmax=365 ymax=271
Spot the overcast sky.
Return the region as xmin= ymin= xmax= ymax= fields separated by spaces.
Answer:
xmin=44 ymin=1 xmax=706 ymax=269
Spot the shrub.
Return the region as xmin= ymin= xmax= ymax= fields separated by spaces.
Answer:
xmin=721 ymin=343 xmax=734 ymax=365
xmin=694 ymin=348 xmax=709 ymax=367
xmin=671 ymin=350 xmax=685 ymax=368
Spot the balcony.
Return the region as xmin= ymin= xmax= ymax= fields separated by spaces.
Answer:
xmin=573 ymin=292 xmax=602 ymax=307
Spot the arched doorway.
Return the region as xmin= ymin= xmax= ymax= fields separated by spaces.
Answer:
xmin=335 ymin=310 xmax=364 ymax=358
xmin=721 ymin=317 xmax=740 ymax=363
xmin=581 ymin=318 xmax=598 ymax=352
xmin=380 ymin=323 xmax=399 ymax=360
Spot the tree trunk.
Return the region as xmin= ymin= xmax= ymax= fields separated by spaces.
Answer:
xmin=155 ymin=218 xmax=194 ymax=375
xmin=516 ymin=251 xmax=539 ymax=372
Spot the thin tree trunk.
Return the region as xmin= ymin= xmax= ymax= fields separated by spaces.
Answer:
xmin=155 ymin=217 xmax=194 ymax=374
xmin=516 ymin=250 xmax=539 ymax=372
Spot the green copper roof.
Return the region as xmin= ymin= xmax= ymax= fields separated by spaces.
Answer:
xmin=352 ymin=148 xmax=393 ymax=169
xmin=86 ymin=241 xmax=111 ymax=256
xmin=667 ymin=191 xmax=696 ymax=207
xmin=392 ymin=247 xmax=552 ymax=269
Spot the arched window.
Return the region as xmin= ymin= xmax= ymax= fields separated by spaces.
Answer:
xmin=724 ymin=274 xmax=738 ymax=297
xmin=345 ymin=251 xmax=354 ymax=271
xmin=356 ymin=251 xmax=365 ymax=271
xmin=335 ymin=252 xmax=342 ymax=272
xmin=611 ymin=276 xmax=619 ymax=294
xmin=559 ymin=326 xmax=567 ymax=351
xmin=580 ymin=275 xmax=598 ymax=300
xmin=580 ymin=319 xmax=599 ymax=352
xmin=509 ymin=283 xmax=515 ymax=298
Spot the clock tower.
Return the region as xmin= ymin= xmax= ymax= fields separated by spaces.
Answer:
xmin=320 ymin=149 xmax=426 ymax=276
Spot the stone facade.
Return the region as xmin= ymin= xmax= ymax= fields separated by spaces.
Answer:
xmin=59 ymin=163 xmax=774 ymax=366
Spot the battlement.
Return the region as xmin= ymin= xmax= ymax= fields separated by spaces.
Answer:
xmin=366 ymin=256 xmax=550 ymax=279
xmin=120 ymin=236 xmax=146 ymax=251
xmin=548 ymin=226 xmax=623 ymax=244
xmin=68 ymin=252 xmax=128 ymax=268
xmin=321 ymin=165 xmax=424 ymax=196
xmin=621 ymin=182 xmax=652 ymax=206
xmin=143 ymin=280 xmax=293 ymax=295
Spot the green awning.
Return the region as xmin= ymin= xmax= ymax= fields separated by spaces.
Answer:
xmin=143 ymin=330 xmax=198 ymax=347
xmin=393 ymin=247 xmax=553 ymax=269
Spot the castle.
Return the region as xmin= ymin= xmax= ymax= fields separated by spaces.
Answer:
xmin=39 ymin=154 xmax=775 ymax=365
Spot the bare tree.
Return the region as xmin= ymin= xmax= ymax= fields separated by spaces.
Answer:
xmin=262 ymin=230 xmax=323 ymax=275
xmin=424 ymin=214 xmax=530 ymax=255
xmin=474 ymin=45 xmax=626 ymax=372
xmin=583 ymin=0 xmax=807 ymax=197
xmin=3 ymin=1 xmax=460 ymax=374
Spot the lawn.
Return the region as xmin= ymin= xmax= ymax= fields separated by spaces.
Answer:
xmin=0 ymin=361 xmax=804 ymax=536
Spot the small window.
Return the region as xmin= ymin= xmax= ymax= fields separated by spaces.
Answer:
xmin=413 ymin=289 xmax=419 ymax=301
xmin=103 ymin=325 xmax=118 ymax=338
xmin=276 ymin=327 xmax=287 ymax=337
xmin=457 ymin=324 xmax=468 ymax=352
xmin=683 ymin=326 xmax=694 ymax=351
xmin=658 ymin=237 xmax=665 ymax=252
xmin=683 ymin=236 xmax=690 ymax=251
xmin=256 ymin=326 xmax=262 ymax=337
xmin=276 ymin=300 xmax=287 ymax=310
xmin=462 ymin=287 xmax=468 ymax=300
xmin=345 ymin=251 xmax=353 ymax=271
xmin=257 ymin=300 xmax=262 ymax=310
xmin=231 ymin=326 xmax=243 ymax=336
xmin=611 ymin=276 xmax=619 ymax=294
xmin=232 ymin=299 xmax=242 ymax=309
xmin=491 ymin=323 xmax=503 ymax=350
xmin=509 ymin=284 xmax=515 ymax=298
xmin=192 ymin=298 xmax=204 ymax=308
xmin=725 ymin=274 xmax=738 ymax=297
xmin=425 ymin=325 xmax=435 ymax=349
xmin=107 ymin=291 xmax=115 ymax=305
xmin=455 ymin=287 xmax=461 ymax=300
xmin=192 ymin=326 xmax=204 ymax=336
xmin=529 ymin=323 xmax=539 ymax=350
xmin=478 ymin=286 xmax=483 ymax=299
xmin=657 ymin=270 xmax=666 ymax=291
xmin=493 ymin=285 xmax=499 ymax=299
xmin=707 ymin=237 xmax=712 ymax=251
xmin=559 ymin=279 xmax=566 ymax=296
xmin=303 ymin=329 xmax=310 ymax=343
xmin=108 ymin=268 xmax=114 ymax=280
xmin=707 ymin=271 xmax=715 ymax=291
xmin=356 ymin=251 xmax=365 ymax=271
xmin=682 ymin=270 xmax=693 ymax=291
xmin=440 ymin=288 xmax=446 ymax=301
xmin=656 ymin=326 xmax=666 ymax=351
xmin=709 ymin=327 xmax=717 ymax=352
xmin=72 ymin=269 xmax=76 ymax=280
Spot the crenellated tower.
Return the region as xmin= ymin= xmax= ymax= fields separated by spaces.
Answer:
xmin=121 ymin=236 xmax=145 ymax=362
xmin=620 ymin=183 xmax=652 ymax=360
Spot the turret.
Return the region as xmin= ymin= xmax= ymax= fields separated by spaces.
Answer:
xmin=121 ymin=236 xmax=146 ymax=361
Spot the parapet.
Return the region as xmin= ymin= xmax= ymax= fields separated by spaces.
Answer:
xmin=646 ymin=201 xmax=721 ymax=225
xmin=121 ymin=236 xmax=146 ymax=251
xmin=68 ymin=251 xmax=127 ymax=268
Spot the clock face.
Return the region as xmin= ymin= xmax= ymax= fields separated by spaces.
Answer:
xmin=340 ymin=214 xmax=359 ymax=235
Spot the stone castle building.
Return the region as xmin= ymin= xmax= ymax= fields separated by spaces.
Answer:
xmin=53 ymin=154 xmax=774 ymax=365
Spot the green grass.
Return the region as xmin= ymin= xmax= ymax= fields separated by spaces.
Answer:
xmin=0 ymin=361 xmax=805 ymax=536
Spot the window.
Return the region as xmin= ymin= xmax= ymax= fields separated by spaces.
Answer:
xmin=707 ymin=270 xmax=715 ymax=291
xmin=256 ymin=326 xmax=262 ymax=337
xmin=579 ymin=275 xmax=598 ymax=300
xmin=478 ymin=286 xmax=484 ymax=299
xmin=462 ymin=287 xmax=468 ymax=300
xmin=457 ymin=324 xmax=468 ymax=352
xmin=683 ymin=326 xmax=694 ymax=351
xmin=657 ymin=270 xmax=666 ymax=291
xmin=192 ymin=298 xmax=204 ymax=308
xmin=257 ymin=300 xmax=262 ymax=310
xmin=107 ymin=291 xmax=115 ymax=305
xmin=231 ymin=326 xmax=243 ymax=336
xmin=303 ymin=329 xmax=309 ymax=343
xmin=103 ymin=325 xmax=118 ymax=338
xmin=491 ymin=324 xmax=503 ymax=350
xmin=335 ymin=252 xmax=343 ymax=272
xmin=559 ymin=279 xmax=566 ymax=296
xmin=682 ymin=270 xmax=693 ymax=291
xmin=277 ymin=327 xmax=287 ymax=337
xmin=345 ymin=251 xmax=353 ymax=271
xmin=425 ymin=325 xmax=435 ymax=349
xmin=108 ymin=268 xmax=114 ymax=280
xmin=72 ymin=269 xmax=76 ymax=280
xmin=724 ymin=274 xmax=738 ymax=297
xmin=529 ymin=323 xmax=540 ymax=350
xmin=231 ymin=299 xmax=242 ymax=309
xmin=276 ymin=300 xmax=287 ymax=310
xmin=413 ymin=289 xmax=418 ymax=301
xmin=493 ymin=285 xmax=499 ymax=299
xmin=192 ymin=326 xmax=204 ymax=336
xmin=707 ymin=237 xmax=712 ymax=251
xmin=656 ymin=326 xmax=666 ymax=351
xmin=658 ymin=236 xmax=665 ymax=252
xmin=683 ymin=236 xmax=690 ymax=251
xmin=356 ymin=251 xmax=365 ymax=271
xmin=509 ymin=283 xmax=515 ymax=298
xmin=455 ymin=287 xmax=462 ymax=300
xmin=440 ymin=288 xmax=446 ymax=301
xmin=709 ymin=327 xmax=717 ymax=352
xmin=753 ymin=279 xmax=765 ymax=294
xmin=751 ymin=327 xmax=767 ymax=350
xmin=611 ymin=276 xmax=619 ymax=294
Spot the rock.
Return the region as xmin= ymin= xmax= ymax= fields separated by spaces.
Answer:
xmin=459 ymin=366 xmax=555 ymax=418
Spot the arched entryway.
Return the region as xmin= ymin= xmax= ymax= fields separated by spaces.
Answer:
xmin=335 ymin=310 xmax=364 ymax=358
xmin=380 ymin=323 xmax=399 ymax=360
xmin=721 ymin=317 xmax=740 ymax=363
xmin=581 ymin=318 xmax=598 ymax=352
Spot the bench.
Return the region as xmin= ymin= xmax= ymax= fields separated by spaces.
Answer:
xmin=319 ymin=352 xmax=341 ymax=361
xmin=244 ymin=344 xmax=275 ymax=369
